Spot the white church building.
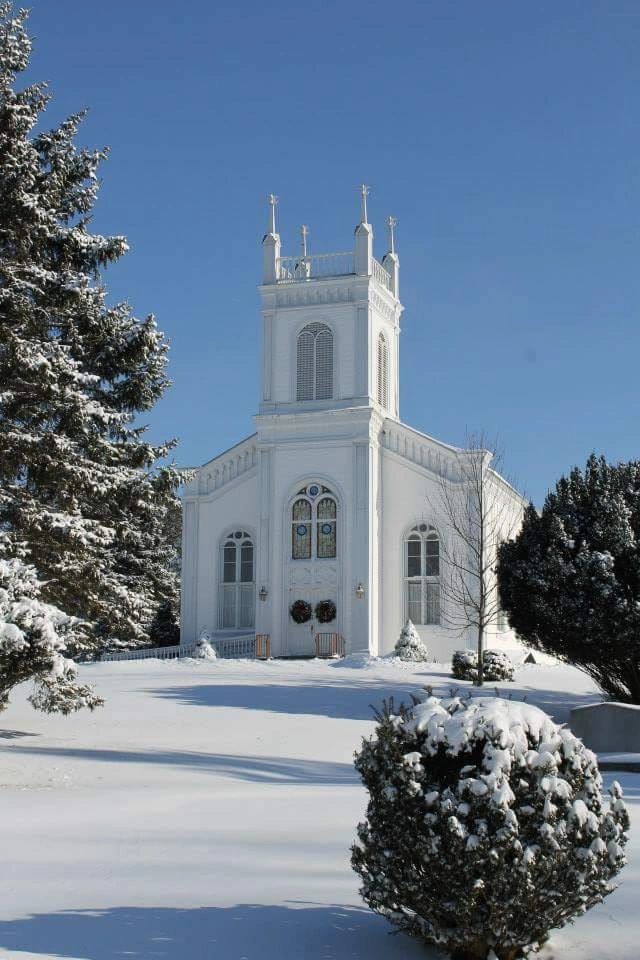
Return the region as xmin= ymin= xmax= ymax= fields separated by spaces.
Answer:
xmin=181 ymin=189 xmax=523 ymax=660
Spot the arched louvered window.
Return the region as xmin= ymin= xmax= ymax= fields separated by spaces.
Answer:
xmin=377 ymin=332 xmax=389 ymax=409
xmin=403 ymin=524 xmax=440 ymax=625
xmin=219 ymin=530 xmax=254 ymax=629
xmin=296 ymin=323 xmax=333 ymax=401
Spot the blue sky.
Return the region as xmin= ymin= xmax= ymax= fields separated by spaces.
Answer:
xmin=23 ymin=0 xmax=640 ymax=504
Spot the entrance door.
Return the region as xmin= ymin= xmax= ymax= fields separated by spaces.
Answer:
xmin=285 ymin=484 xmax=339 ymax=656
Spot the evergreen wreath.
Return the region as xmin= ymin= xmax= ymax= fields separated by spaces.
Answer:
xmin=289 ymin=599 xmax=312 ymax=624
xmin=315 ymin=599 xmax=337 ymax=623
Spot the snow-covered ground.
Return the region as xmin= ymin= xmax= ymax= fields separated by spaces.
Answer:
xmin=1 ymin=656 xmax=638 ymax=960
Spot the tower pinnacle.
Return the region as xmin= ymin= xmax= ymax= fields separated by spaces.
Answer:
xmin=359 ymin=183 xmax=370 ymax=224
xmin=386 ymin=216 xmax=397 ymax=255
xmin=267 ymin=193 xmax=278 ymax=235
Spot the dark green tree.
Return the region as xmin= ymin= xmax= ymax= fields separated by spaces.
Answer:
xmin=0 ymin=4 xmax=182 ymax=652
xmin=498 ymin=454 xmax=640 ymax=703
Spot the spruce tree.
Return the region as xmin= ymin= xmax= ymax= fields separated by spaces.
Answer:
xmin=394 ymin=619 xmax=429 ymax=661
xmin=0 ymin=4 xmax=182 ymax=651
xmin=498 ymin=454 xmax=640 ymax=703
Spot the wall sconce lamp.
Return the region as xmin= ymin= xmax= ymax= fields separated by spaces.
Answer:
xmin=355 ymin=582 xmax=365 ymax=600
xmin=259 ymin=586 xmax=268 ymax=602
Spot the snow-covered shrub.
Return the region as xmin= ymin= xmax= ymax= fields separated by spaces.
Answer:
xmin=394 ymin=620 xmax=429 ymax=662
xmin=453 ymin=649 xmax=478 ymax=680
xmin=352 ymin=694 xmax=629 ymax=960
xmin=0 ymin=539 xmax=102 ymax=713
xmin=194 ymin=632 xmax=217 ymax=660
xmin=452 ymin=649 xmax=515 ymax=682
xmin=484 ymin=650 xmax=515 ymax=682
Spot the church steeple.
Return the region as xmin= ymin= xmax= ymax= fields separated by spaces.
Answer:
xmin=257 ymin=188 xmax=402 ymax=421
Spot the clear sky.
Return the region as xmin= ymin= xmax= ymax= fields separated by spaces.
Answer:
xmin=23 ymin=0 xmax=640 ymax=504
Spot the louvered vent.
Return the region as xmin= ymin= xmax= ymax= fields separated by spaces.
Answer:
xmin=377 ymin=332 xmax=389 ymax=409
xmin=296 ymin=322 xmax=333 ymax=401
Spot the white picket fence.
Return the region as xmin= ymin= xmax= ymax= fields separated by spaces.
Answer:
xmin=100 ymin=634 xmax=258 ymax=663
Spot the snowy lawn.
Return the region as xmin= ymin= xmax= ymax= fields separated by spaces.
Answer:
xmin=1 ymin=656 xmax=638 ymax=960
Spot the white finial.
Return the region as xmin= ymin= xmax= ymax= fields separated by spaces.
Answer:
xmin=301 ymin=224 xmax=309 ymax=257
xmin=386 ymin=216 xmax=397 ymax=254
xmin=267 ymin=193 xmax=278 ymax=234
xmin=359 ymin=183 xmax=370 ymax=223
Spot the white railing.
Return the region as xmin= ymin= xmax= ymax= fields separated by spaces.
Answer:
xmin=99 ymin=634 xmax=258 ymax=662
xmin=198 ymin=438 xmax=258 ymax=495
xmin=277 ymin=252 xmax=355 ymax=282
xmin=371 ymin=257 xmax=392 ymax=291
xmin=100 ymin=643 xmax=194 ymax=662
xmin=213 ymin=634 xmax=256 ymax=659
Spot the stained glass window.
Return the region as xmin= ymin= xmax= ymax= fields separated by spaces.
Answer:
xmin=291 ymin=490 xmax=338 ymax=560
xmin=292 ymin=499 xmax=312 ymax=559
xmin=316 ymin=497 xmax=337 ymax=559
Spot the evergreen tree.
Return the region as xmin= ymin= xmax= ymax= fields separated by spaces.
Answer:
xmin=0 ymin=534 xmax=102 ymax=712
xmin=149 ymin=599 xmax=180 ymax=647
xmin=498 ymin=454 xmax=640 ymax=703
xmin=0 ymin=4 xmax=182 ymax=651
xmin=394 ymin=619 xmax=429 ymax=661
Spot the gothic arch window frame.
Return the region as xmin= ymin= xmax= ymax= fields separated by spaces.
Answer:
xmin=294 ymin=320 xmax=335 ymax=402
xmin=377 ymin=330 xmax=389 ymax=410
xmin=402 ymin=522 xmax=441 ymax=626
xmin=217 ymin=528 xmax=255 ymax=630
xmin=289 ymin=482 xmax=339 ymax=561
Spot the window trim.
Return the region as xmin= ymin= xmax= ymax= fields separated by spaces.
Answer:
xmin=403 ymin=524 xmax=441 ymax=626
xmin=217 ymin=530 xmax=255 ymax=630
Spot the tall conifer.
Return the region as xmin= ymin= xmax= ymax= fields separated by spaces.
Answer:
xmin=0 ymin=4 xmax=182 ymax=651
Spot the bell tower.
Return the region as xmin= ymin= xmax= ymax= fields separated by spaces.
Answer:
xmin=257 ymin=187 xmax=403 ymax=420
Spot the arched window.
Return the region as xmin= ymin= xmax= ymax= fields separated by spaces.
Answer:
xmin=291 ymin=484 xmax=337 ymax=560
xmin=219 ymin=530 xmax=254 ymax=629
xmin=403 ymin=524 xmax=440 ymax=625
xmin=377 ymin=332 xmax=388 ymax=409
xmin=296 ymin=323 xmax=333 ymax=401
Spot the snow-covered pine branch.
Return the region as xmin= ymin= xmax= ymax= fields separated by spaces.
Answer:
xmin=0 ymin=535 xmax=102 ymax=713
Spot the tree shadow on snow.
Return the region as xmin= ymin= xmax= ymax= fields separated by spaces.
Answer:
xmin=0 ymin=746 xmax=358 ymax=785
xmin=0 ymin=728 xmax=39 ymax=739
xmin=0 ymin=902 xmax=434 ymax=960
xmin=149 ymin=676 xmax=598 ymax=725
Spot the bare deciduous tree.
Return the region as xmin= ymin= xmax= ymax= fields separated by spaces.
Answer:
xmin=429 ymin=432 xmax=523 ymax=685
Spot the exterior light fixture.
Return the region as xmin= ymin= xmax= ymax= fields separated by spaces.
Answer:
xmin=355 ymin=582 xmax=365 ymax=599
xmin=259 ymin=586 xmax=268 ymax=602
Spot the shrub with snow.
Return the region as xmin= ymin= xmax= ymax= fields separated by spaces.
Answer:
xmin=351 ymin=693 xmax=629 ymax=960
xmin=484 ymin=650 xmax=515 ymax=682
xmin=394 ymin=620 xmax=429 ymax=662
xmin=452 ymin=649 xmax=479 ymax=680
xmin=452 ymin=649 xmax=515 ymax=683
xmin=0 ymin=539 xmax=102 ymax=713
xmin=194 ymin=632 xmax=217 ymax=660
